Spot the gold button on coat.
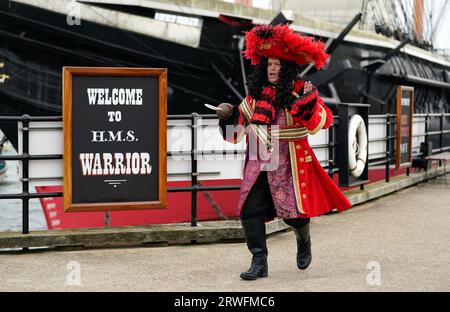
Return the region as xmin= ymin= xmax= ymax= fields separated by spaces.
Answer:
xmin=302 ymin=194 xmax=307 ymax=199
xmin=300 ymin=169 xmax=305 ymax=174
xmin=301 ymin=182 xmax=306 ymax=187
xmin=300 ymin=157 xmax=305 ymax=162
xmin=296 ymin=145 xmax=301 ymax=150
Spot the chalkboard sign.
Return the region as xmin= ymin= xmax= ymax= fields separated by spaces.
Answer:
xmin=395 ymin=86 xmax=414 ymax=169
xmin=63 ymin=67 xmax=167 ymax=212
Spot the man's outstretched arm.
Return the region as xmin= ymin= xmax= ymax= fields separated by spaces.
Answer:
xmin=217 ymin=102 xmax=246 ymax=144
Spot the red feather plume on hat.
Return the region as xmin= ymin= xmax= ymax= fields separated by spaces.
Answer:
xmin=243 ymin=24 xmax=329 ymax=70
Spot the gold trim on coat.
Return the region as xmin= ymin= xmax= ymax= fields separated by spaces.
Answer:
xmin=308 ymin=106 xmax=327 ymax=135
xmin=286 ymin=111 xmax=304 ymax=214
xmin=240 ymin=98 xmax=272 ymax=148
xmin=240 ymin=99 xmax=308 ymax=148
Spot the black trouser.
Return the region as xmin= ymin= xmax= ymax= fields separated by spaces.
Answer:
xmin=241 ymin=171 xmax=310 ymax=228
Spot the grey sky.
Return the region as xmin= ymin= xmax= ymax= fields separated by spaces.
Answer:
xmin=431 ymin=0 xmax=450 ymax=49
xmin=237 ymin=0 xmax=450 ymax=49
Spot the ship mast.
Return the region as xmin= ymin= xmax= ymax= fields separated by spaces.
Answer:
xmin=235 ymin=0 xmax=253 ymax=6
xmin=412 ymin=0 xmax=424 ymax=44
xmin=430 ymin=0 xmax=449 ymax=47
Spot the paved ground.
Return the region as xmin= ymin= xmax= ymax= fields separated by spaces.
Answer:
xmin=0 ymin=181 xmax=449 ymax=292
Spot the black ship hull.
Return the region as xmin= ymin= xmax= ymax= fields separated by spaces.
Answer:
xmin=0 ymin=0 xmax=449 ymax=148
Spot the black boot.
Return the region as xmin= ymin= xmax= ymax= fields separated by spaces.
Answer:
xmin=240 ymin=217 xmax=268 ymax=280
xmin=293 ymin=223 xmax=312 ymax=270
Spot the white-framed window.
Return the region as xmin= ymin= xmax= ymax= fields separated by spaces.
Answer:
xmin=155 ymin=12 xmax=203 ymax=28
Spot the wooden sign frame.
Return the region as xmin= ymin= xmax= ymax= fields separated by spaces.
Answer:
xmin=63 ymin=67 xmax=167 ymax=212
xmin=395 ymin=85 xmax=414 ymax=169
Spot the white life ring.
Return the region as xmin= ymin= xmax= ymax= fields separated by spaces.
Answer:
xmin=348 ymin=114 xmax=368 ymax=177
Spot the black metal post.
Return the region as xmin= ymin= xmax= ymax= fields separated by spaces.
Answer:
xmin=425 ymin=114 xmax=430 ymax=175
xmin=328 ymin=123 xmax=334 ymax=179
xmin=440 ymin=113 xmax=444 ymax=152
xmin=385 ymin=114 xmax=390 ymax=182
xmin=22 ymin=115 xmax=30 ymax=234
xmin=190 ymin=113 xmax=199 ymax=227
xmin=21 ymin=115 xmax=30 ymax=252
xmin=425 ymin=114 xmax=429 ymax=151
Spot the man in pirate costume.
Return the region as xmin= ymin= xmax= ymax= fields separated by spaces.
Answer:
xmin=217 ymin=24 xmax=352 ymax=280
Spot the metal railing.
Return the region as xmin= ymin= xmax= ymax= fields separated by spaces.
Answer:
xmin=0 ymin=112 xmax=449 ymax=234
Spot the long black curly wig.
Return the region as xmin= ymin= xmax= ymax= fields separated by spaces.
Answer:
xmin=246 ymin=57 xmax=300 ymax=110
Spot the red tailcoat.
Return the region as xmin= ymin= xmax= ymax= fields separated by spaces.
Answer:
xmin=220 ymin=80 xmax=351 ymax=218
